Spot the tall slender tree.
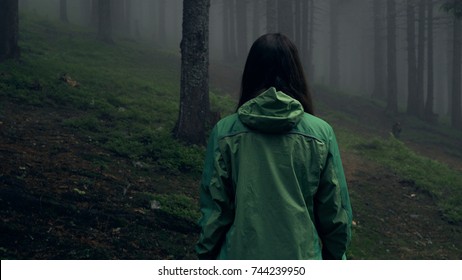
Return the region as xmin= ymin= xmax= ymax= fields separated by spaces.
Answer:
xmin=424 ymin=0 xmax=435 ymax=120
xmin=158 ymin=0 xmax=166 ymax=42
xmin=252 ymin=0 xmax=261 ymax=39
xmin=406 ymin=0 xmax=418 ymax=114
xmin=236 ymin=0 xmax=247 ymax=61
xmin=277 ymin=0 xmax=293 ymax=39
xmin=372 ymin=0 xmax=385 ymax=100
xmin=60 ymin=0 xmax=69 ymax=23
xmin=386 ymin=0 xmax=398 ymax=114
xmin=307 ymin=0 xmax=315 ymax=78
xmin=266 ymin=0 xmax=277 ymax=33
xmin=415 ymin=0 xmax=426 ymax=118
xmin=329 ymin=0 xmax=340 ymax=87
xmin=0 ymin=0 xmax=20 ymax=63
xmin=97 ymin=0 xmax=113 ymax=43
xmin=174 ymin=0 xmax=211 ymax=145
xmin=447 ymin=0 xmax=462 ymax=128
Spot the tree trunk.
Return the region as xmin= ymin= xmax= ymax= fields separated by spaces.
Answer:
xmin=60 ymin=0 xmax=69 ymax=23
xmin=294 ymin=0 xmax=301 ymax=49
xmin=97 ymin=0 xmax=113 ymax=44
xmin=372 ymin=0 xmax=385 ymax=100
xmin=301 ymin=0 xmax=309 ymax=71
xmin=266 ymin=0 xmax=277 ymax=33
xmin=424 ymin=0 xmax=435 ymax=121
xmin=329 ymin=0 xmax=340 ymax=87
xmin=0 ymin=0 xmax=20 ymax=63
xmin=252 ymin=0 xmax=261 ymax=39
xmin=451 ymin=15 xmax=462 ymax=128
xmin=229 ymin=0 xmax=237 ymax=60
xmin=80 ymin=0 xmax=93 ymax=26
xmin=174 ymin=0 xmax=211 ymax=145
xmin=416 ymin=0 xmax=426 ymax=118
xmin=91 ymin=0 xmax=98 ymax=27
xmin=386 ymin=0 xmax=398 ymax=114
xmin=158 ymin=0 xmax=166 ymax=42
xmin=307 ymin=0 xmax=315 ymax=78
xmin=406 ymin=0 xmax=418 ymax=114
xmin=277 ymin=0 xmax=293 ymax=39
xmin=124 ymin=0 xmax=131 ymax=37
xmin=236 ymin=0 xmax=247 ymax=61
xmin=223 ymin=0 xmax=230 ymax=60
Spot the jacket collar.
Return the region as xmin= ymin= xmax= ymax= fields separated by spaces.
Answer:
xmin=238 ymin=87 xmax=304 ymax=133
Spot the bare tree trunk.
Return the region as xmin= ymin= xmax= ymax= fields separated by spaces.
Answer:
xmin=329 ymin=0 xmax=340 ymax=87
xmin=174 ymin=0 xmax=211 ymax=145
xmin=97 ymin=0 xmax=113 ymax=44
xmin=406 ymin=0 xmax=418 ymax=114
xmin=124 ymin=0 xmax=131 ymax=36
xmin=447 ymin=18 xmax=453 ymax=117
xmin=373 ymin=0 xmax=385 ymax=100
xmin=236 ymin=0 xmax=247 ymax=61
xmin=158 ymin=0 xmax=166 ymax=42
xmin=60 ymin=0 xmax=69 ymax=23
xmin=223 ymin=0 xmax=230 ymax=60
xmin=277 ymin=0 xmax=293 ymax=39
xmin=252 ymin=0 xmax=261 ymax=39
xmin=229 ymin=0 xmax=237 ymax=60
xmin=386 ymin=0 xmax=398 ymax=114
xmin=294 ymin=0 xmax=301 ymax=49
xmin=0 ymin=0 xmax=20 ymax=62
xmin=424 ymin=0 xmax=435 ymax=121
xmin=301 ymin=0 xmax=309 ymax=71
xmin=416 ymin=0 xmax=426 ymax=118
xmin=451 ymin=15 xmax=462 ymax=128
xmin=307 ymin=0 xmax=315 ymax=78
xmin=91 ymin=0 xmax=98 ymax=27
xmin=80 ymin=0 xmax=93 ymax=26
xmin=266 ymin=0 xmax=277 ymax=33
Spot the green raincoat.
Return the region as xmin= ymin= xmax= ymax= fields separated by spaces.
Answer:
xmin=196 ymin=87 xmax=352 ymax=260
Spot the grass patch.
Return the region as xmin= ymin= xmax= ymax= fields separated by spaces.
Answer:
xmin=134 ymin=192 xmax=200 ymax=222
xmin=1 ymin=14 xmax=230 ymax=176
xmin=351 ymin=135 xmax=462 ymax=224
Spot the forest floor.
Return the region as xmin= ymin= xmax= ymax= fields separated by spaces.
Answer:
xmin=2 ymin=75 xmax=462 ymax=260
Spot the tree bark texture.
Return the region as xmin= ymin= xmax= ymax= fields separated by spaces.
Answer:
xmin=97 ymin=0 xmax=113 ymax=43
xmin=266 ymin=0 xmax=277 ymax=33
xmin=451 ymin=15 xmax=462 ymax=128
xmin=252 ymin=0 xmax=261 ymax=40
xmin=329 ymin=0 xmax=340 ymax=87
xmin=0 ymin=0 xmax=20 ymax=62
xmin=174 ymin=0 xmax=211 ymax=145
xmin=386 ymin=0 xmax=398 ymax=114
xmin=236 ymin=0 xmax=247 ymax=61
xmin=424 ymin=0 xmax=434 ymax=120
xmin=158 ymin=0 xmax=166 ymax=42
xmin=60 ymin=0 xmax=69 ymax=22
xmin=416 ymin=0 xmax=426 ymax=118
xmin=277 ymin=0 xmax=293 ymax=39
xmin=373 ymin=0 xmax=385 ymax=100
xmin=406 ymin=0 xmax=418 ymax=114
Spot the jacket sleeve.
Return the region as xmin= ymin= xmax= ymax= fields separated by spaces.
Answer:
xmin=315 ymin=128 xmax=352 ymax=260
xmin=195 ymin=127 xmax=234 ymax=259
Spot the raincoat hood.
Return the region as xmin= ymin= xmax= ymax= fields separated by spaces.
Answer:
xmin=238 ymin=87 xmax=304 ymax=133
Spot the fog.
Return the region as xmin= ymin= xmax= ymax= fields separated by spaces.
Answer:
xmin=18 ymin=0 xmax=461 ymax=119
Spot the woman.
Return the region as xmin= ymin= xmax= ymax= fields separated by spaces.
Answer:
xmin=196 ymin=33 xmax=352 ymax=260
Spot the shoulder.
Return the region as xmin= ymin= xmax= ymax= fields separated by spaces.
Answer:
xmin=213 ymin=113 xmax=249 ymax=139
xmin=293 ymin=113 xmax=335 ymax=143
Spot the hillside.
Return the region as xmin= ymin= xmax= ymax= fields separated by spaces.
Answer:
xmin=1 ymin=15 xmax=462 ymax=259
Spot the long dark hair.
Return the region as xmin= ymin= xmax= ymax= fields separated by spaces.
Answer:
xmin=237 ymin=33 xmax=314 ymax=114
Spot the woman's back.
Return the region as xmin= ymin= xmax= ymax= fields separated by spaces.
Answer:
xmin=196 ymin=88 xmax=352 ymax=259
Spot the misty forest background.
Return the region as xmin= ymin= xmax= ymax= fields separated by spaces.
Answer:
xmin=0 ymin=0 xmax=462 ymax=259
